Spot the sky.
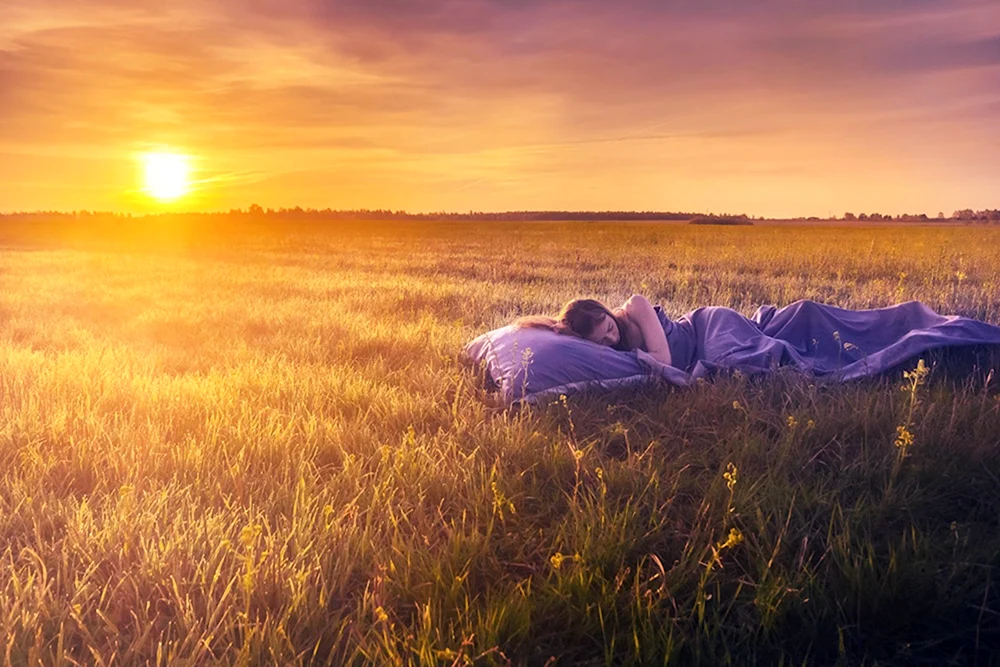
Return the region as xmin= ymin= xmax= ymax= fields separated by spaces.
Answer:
xmin=1 ymin=0 xmax=998 ymax=217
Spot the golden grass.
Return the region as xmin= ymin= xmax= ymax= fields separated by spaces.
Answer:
xmin=1 ymin=219 xmax=999 ymax=665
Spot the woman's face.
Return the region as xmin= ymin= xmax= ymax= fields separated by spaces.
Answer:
xmin=585 ymin=313 xmax=620 ymax=347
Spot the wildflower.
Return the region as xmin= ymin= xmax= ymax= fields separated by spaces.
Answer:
xmin=732 ymin=400 xmax=741 ymax=410
xmin=894 ymin=425 xmax=915 ymax=450
xmin=491 ymin=481 xmax=516 ymax=520
xmin=549 ymin=551 xmax=583 ymax=570
xmin=903 ymin=359 xmax=929 ymax=383
xmin=716 ymin=527 xmax=744 ymax=551
xmin=786 ymin=415 xmax=798 ymax=429
xmin=550 ymin=552 xmax=581 ymax=570
xmin=240 ymin=524 xmax=262 ymax=549
xmin=723 ymin=462 xmax=738 ymax=492
xmin=374 ymin=606 xmax=390 ymax=623
xmin=806 ymin=419 xmax=816 ymax=430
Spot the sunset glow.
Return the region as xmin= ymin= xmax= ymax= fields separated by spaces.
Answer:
xmin=1 ymin=1 xmax=998 ymax=215
xmin=140 ymin=152 xmax=191 ymax=202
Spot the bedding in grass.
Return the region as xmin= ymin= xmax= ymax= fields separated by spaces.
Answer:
xmin=465 ymin=300 xmax=1000 ymax=405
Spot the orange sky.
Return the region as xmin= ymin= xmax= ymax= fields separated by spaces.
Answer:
xmin=1 ymin=0 xmax=998 ymax=217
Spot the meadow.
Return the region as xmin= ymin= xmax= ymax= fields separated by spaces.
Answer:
xmin=1 ymin=218 xmax=999 ymax=665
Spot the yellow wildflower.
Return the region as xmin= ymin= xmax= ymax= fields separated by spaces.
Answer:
xmin=716 ymin=527 xmax=744 ymax=551
xmin=903 ymin=359 xmax=929 ymax=383
xmin=723 ymin=462 xmax=738 ymax=492
xmin=240 ymin=524 xmax=262 ymax=549
xmin=894 ymin=425 xmax=915 ymax=449
xmin=550 ymin=552 xmax=580 ymax=570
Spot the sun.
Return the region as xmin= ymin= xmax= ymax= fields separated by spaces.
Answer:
xmin=140 ymin=152 xmax=191 ymax=201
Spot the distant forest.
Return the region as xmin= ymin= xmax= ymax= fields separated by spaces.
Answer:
xmin=1 ymin=207 xmax=999 ymax=222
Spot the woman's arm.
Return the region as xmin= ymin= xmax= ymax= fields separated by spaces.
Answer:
xmin=623 ymin=294 xmax=672 ymax=366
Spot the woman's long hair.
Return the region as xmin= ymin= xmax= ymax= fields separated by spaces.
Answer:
xmin=516 ymin=298 xmax=629 ymax=351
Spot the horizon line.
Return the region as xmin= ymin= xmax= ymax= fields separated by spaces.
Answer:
xmin=2 ymin=207 xmax=997 ymax=221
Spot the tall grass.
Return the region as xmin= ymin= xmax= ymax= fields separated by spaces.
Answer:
xmin=1 ymin=219 xmax=999 ymax=665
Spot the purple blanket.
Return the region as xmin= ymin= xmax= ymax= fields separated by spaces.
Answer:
xmin=658 ymin=300 xmax=1000 ymax=381
xmin=464 ymin=300 xmax=1000 ymax=405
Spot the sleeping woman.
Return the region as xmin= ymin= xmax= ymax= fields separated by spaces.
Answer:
xmin=518 ymin=296 xmax=675 ymax=365
xmin=518 ymin=295 xmax=1000 ymax=378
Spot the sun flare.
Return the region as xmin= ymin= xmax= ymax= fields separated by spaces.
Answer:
xmin=141 ymin=152 xmax=191 ymax=201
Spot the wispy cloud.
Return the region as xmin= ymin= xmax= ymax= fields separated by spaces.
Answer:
xmin=0 ymin=0 xmax=997 ymax=215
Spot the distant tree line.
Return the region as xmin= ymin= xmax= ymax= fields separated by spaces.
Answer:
xmin=0 ymin=207 xmax=724 ymax=222
xmin=950 ymin=209 xmax=1000 ymax=222
xmin=1 ymin=207 xmax=997 ymax=223
xmin=842 ymin=210 xmax=1000 ymax=223
xmin=235 ymin=206 xmax=707 ymax=221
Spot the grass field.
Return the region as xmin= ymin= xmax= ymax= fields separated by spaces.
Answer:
xmin=2 ymin=219 xmax=1000 ymax=665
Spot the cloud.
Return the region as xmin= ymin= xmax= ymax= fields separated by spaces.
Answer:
xmin=891 ymin=34 xmax=1000 ymax=71
xmin=0 ymin=0 xmax=998 ymax=214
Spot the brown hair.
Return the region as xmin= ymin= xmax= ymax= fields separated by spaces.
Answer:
xmin=516 ymin=298 xmax=629 ymax=350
